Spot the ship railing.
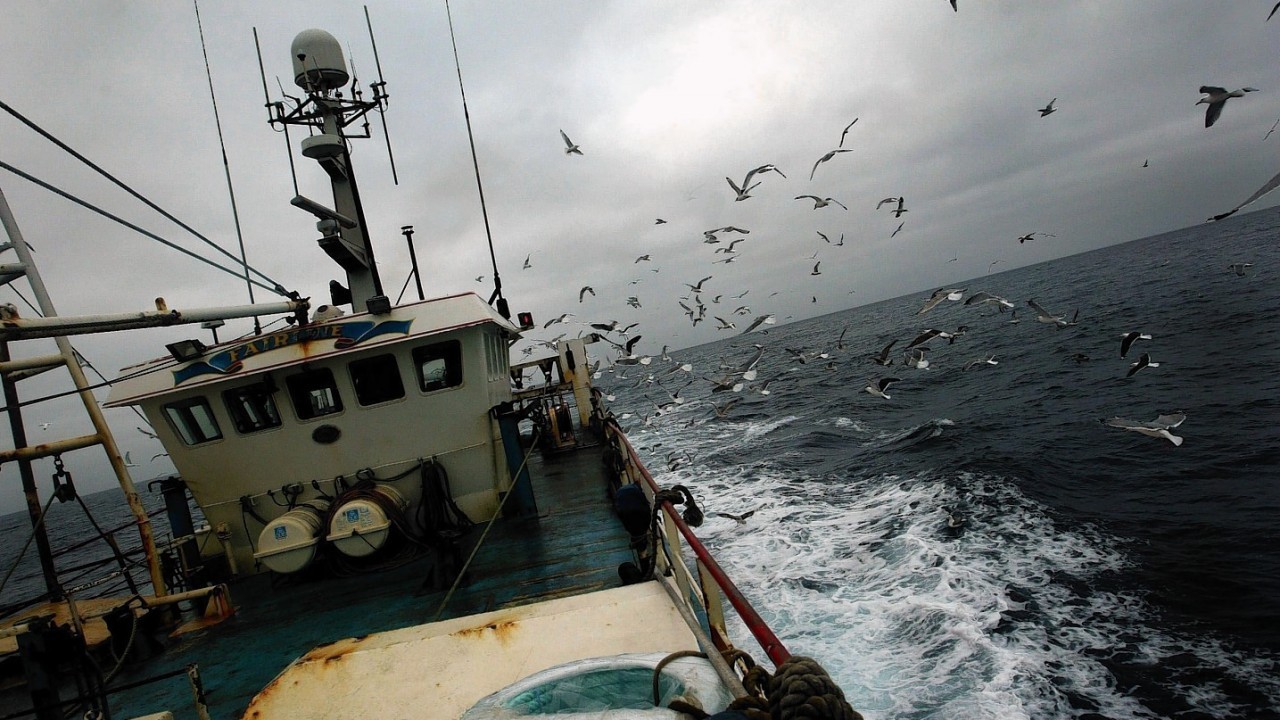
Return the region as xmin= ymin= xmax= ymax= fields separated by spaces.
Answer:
xmin=604 ymin=420 xmax=791 ymax=672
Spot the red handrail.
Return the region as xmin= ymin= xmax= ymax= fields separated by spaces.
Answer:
xmin=609 ymin=422 xmax=791 ymax=667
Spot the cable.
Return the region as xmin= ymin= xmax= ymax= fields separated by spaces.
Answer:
xmin=0 ymin=160 xmax=287 ymax=296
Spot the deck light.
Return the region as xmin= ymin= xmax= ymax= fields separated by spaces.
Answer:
xmin=165 ymin=339 xmax=208 ymax=362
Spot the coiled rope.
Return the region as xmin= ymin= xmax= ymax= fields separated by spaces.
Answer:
xmin=728 ymin=655 xmax=863 ymax=720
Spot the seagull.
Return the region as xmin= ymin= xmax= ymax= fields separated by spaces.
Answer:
xmin=544 ymin=313 xmax=574 ymax=328
xmin=987 ymin=259 xmax=1001 ymax=274
xmin=838 ymin=118 xmax=858 ymax=147
xmin=634 ymin=255 xmax=650 ymax=263
xmin=740 ymin=314 xmax=776 ymax=335
xmin=891 ymin=222 xmax=905 ymax=238
xmin=579 ymin=286 xmax=595 ymax=302
xmin=655 ymin=218 xmax=667 ymax=224
xmin=864 ymin=377 xmax=900 ymax=399
xmin=809 ymin=149 xmax=852 ymax=180
xmin=870 ymin=339 xmax=897 ymax=366
xmin=1198 ymin=86 xmax=1258 ymax=128
xmin=1119 ymin=331 xmax=1151 ymax=358
xmin=744 ymin=164 xmax=787 ymax=183
xmin=685 ymin=276 xmax=713 ymax=293
xmin=796 ymin=195 xmax=848 ymax=210
xmin=964 ymin=291 xmax=1014 ymax=311
xmin=40 ymin=422 xmax=52 ymax=431
xmin=904 ymin=348 xmax=930 ymax=369
xmin=1229 ymin=262 xmax=1254 ymax=276
xmin=907 ymin=327 xmax=966 ymax=348
xmin=1105 ymin=413 xmax=1186 ymax=446
xmin=1126 ymin=352 xmax=1159 ymax=377
xmin=1142 ymin=159 xmax=1149 ymax=168
xmin=1017 ymin=232 xmax=1056 ymax=244
xmin=712 ymin=397 xmax=741 ymax=418
xmin=1038 ymin=98 xmax=1057 ymax=117
xmin=137 ymin=425 xmax=159 ymax=439
xmin=891 ymin=197 xmax=908 ymax=217
xmin=1271 ymin=2 xmax=1280 ymax=21
xmin=1026 ymin=299 xmax=1072 ymax=327
xmin=559 ymin=129 xmax=583 ymax=155
xmin=811 ymin=261 xmax=822 ymax=276
xmin=725 ymin=175 xmax=760 ymax=201
xmin=918 ymin=287 xmax=966 ymax=315
xmin=124 ymin=451 xmax=139 ymax=468
xmin=949 ymin=0 xmax=958 ymax=10
xmin=876 ymin=197 xmax=899 ymax=210
xmin=715 ymin=508 xmax=759 ymax=524
xmin=714 ymin=316 xmax=736 ymax=331
xmin=964 ymin=355 xmax=999 ymax=370
xmin=523 ymin=253 xmax=532 ymax=269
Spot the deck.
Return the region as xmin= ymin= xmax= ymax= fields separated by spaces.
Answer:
xmin=2 ymin=441 xmax=637 ymax=719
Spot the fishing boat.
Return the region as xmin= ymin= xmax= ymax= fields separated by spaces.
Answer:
xmin=0 ymin=23 xmax=857 ymax=720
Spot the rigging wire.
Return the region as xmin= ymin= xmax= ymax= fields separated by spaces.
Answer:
xmin=0 ymin=160 xmax=286 ymax=296
xmin=194 ymin=0 xmax=262 ymax=335
xmin=443 ymin=0 xmax=508 ymax=318
xmin=0 ymin=99 xmax=284 ymax=292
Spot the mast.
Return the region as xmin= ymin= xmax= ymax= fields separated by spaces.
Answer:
xmin=269 ymin=29 xmax=391 ymax=313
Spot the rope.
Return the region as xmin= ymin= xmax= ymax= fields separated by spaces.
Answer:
xmin=432 ymin=429 xmax=540 ymax=619
xmin=727 ymin=655 xmax=863 ymax=720
xmin=0 ymin=492 xmax=58 ymax=596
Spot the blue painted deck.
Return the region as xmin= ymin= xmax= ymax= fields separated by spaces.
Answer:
xmin=78 ymin=443 xmax=635 ymax=719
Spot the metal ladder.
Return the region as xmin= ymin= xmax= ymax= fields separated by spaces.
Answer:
xmin=0 ymin=183 xmax=165 ymax=599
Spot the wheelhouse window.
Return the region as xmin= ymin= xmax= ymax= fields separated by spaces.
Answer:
xmin=163 ymin=397 xmax=222 ymax=445
xmin=349 ymin=354 xmax=405 ymax=406
xmin=413 ymin=340 xmax=462 ymax=393
xmin=223 ymin=381 xmax=282 ymax=434
xmin=286 ymin=368 xmax=344 ymax=420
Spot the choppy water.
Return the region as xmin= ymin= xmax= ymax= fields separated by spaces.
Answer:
xmin=606 ymin=206 xmax=1280 ymax=719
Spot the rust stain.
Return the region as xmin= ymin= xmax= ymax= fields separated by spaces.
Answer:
xmin=301 ymin=634 xmax=369 ymax=663
xmin=450 ymin=619 xmax=520 ymax=643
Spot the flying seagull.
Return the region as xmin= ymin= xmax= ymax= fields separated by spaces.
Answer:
xmin=1017 ymin=232 xmax=1056 ymax=244
xmin=1119 ymin=331 xmax=1151 ymax=358
xmin=1105 ymin=413 xmax=1186 ymax=446
xmin=838 ymin=118 xmax=858 ymax=147
xmin=809 ymin=149 xmax=852 ymax=181
xmin=1126 ymin=352 xmax=1159 ymax=378
xmin=1198 ymin=86 xmax=1258 ymax=128
xmin=890 ymin=197 xmax=908 ymax=217
xmin=795 ymin=195 xmax=848 ymax=210
xmin=870 ymin=339 xmax=897 ymax=366
xmin=810 ymin=261 xmax=822 ymax=276
xmin=964 ymin=291 xmax=1014 ymax=311
xmin=876 ymin=197 xmax=899 ymax=210
xmin=634 ymin=255 xmax=650 ymax=263
xmin=1038 ymin=98 xmax=1057 ymax=117
xmin=1271 ymin=2 xmax=1280 ymax=21
xmin=579 ymin=286 xmax=595 ymax=302
xmin=918 ymin=287 xmax=966 ymax=315
xmin=655 ymin=218 xmax=667 ymax=224
xmin=891 ymin=222 xmax=905 ymax=238
xmin=964 ymin=355 xmax=999 ymax=370
xmin=725 ymin=175 xmax=760 ymax=202
xmin=523 ymin=253 xmax=532 ymax=269
xmin=864 ymin=377 xmax=901 ymax=399
xmin=1210 ymin=167 xmax=1280 ymax=221
xmin=1229 ymin=262 xmax=1254 ymax=276
xmin=1026 ymin=299 xmax=1073 ymax=328
xmin=559 ymin=129 xmax=583 ymax=155
xmin=714 ymin=508 xmax=759 ymax=524
xmin=739 ymin=314 xmax=776 ymax=335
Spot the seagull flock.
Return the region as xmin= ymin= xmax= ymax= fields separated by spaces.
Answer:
xmin=510 ymin=6 xmax=1269 ymax=449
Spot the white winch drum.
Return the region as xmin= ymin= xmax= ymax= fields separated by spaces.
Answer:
xmin=253 ymin=500 xmax=330 ymax=574
xmin=326 ymin=485 xmax=409 ymax=558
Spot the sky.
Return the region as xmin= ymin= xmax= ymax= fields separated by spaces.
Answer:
xmin=0 ymin=1 xmax=1277 ymax=512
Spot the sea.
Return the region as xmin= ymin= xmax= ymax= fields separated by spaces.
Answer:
xmin=603 ymin=206 xmax=1280 ymax=720
xmin=1 ymin=208 xmax=1275 ymax=718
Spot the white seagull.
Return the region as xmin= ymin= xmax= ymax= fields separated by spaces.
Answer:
xmin=809 ymin=149 xmax=851 ymax=180
xmin=1105 ymin=413 xmax=1186 ymax=446
xmin=1119 ymin=331 xmax=1151 ymax=358
xmin=1126 ymin=352 xmax=1159 ymax=378
xmin=795 ymin=195 xmax=848 ymax=210
xmin=1038 ymin=98 xmax=1057 ymax=117
xmin=560 ymin=129 xmax=583 ymax=155
xmin=918 ymin=287 xmax=966 ymax=315
xmin=1198 ymin=86 xmax=1258 ymax=128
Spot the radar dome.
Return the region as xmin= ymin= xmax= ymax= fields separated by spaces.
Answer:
xmin=291 ymin=29 xmax=349 ymax=91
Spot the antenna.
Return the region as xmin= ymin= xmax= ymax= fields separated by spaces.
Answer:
xmin=195 ymin=0 xmax=260 ymax=333
xmin=256 ymin=27 xmax=300 ymax=195
xmin=365 ymin=6 xmax=399 ymax=185
xmin=444 ymin=0 xmax=508 ymax=319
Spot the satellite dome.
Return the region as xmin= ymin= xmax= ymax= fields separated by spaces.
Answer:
xmin=291 ymin=29 xmax=349 ymax=91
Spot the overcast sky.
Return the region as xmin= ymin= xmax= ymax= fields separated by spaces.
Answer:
xmin=0 ymin=1 xmax=1277 ymax=511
